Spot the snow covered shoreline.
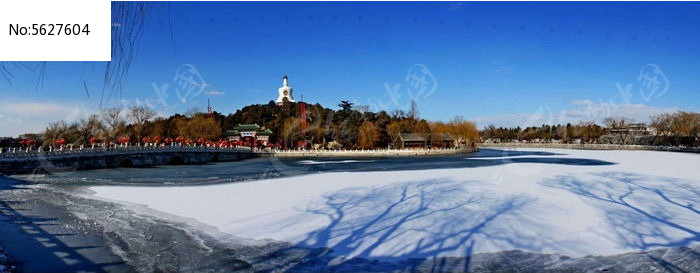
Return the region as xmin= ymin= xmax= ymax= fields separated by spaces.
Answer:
xmin=482 ymin=143 xmax=700 ymax=153
xmin=271 ymin=147 xmax=477 ymax=157
xmin=87 ymin=148 xmax=700 ymax=262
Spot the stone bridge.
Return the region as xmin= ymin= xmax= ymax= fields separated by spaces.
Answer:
xmin=0 ymin=146 xmax=259 ymax=175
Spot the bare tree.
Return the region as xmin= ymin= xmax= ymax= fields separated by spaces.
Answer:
xmin=77 ymin=114 xmax=105 ymax=145
xmin=101 ymin=108 xmax=124 ymax=142
xmin=391 ymin=109 xmax=405 ymax=119
xmin=355 ymin=105 xmax=370 ymax=114
xmin=357 ymin=120 xmax=380 ymax=149
xmin=670 ymin=112 xmax=690 ymax=146
xmin=604 ymin=117 xmax=634 ymax=145
xmin=43 ymin=121 xmax=69 ymax=147
xmin=451 ymin=118 xmax=479 ymax=147
xmin=386 ymin=121 xmax=402 ymax=148
xmin=651 ymin=113 xmax=673 ymax=145
xmin=431 ymin=116 xmax=479 ymax=147
xmin=604 ymin=117 xmax=632 ymax=129
xmin=408 ymin=99 xmax=420 ymax=120
xmin=128 ymin=106 xmax=156 ymax=139
xmin=174 ymin=114 xmax=221 ymax=140
xmin=184 ymin=107 xmax=201 ymax=118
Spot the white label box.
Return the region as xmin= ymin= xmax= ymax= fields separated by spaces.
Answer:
xmin=0 ymin=0 xmax=110 ymax=61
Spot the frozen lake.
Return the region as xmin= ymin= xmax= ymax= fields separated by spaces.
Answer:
xmin=84 ymin=148 xmax=700 ymax=261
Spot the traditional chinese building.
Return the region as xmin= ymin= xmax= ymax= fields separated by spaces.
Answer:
xmin=399 ymin=133 xmax=428 ymax=148
xmin=276 ymin=74 xmax=295 ymax=105
xmin=430 ymin=133 xmax=455 ymax=148
xmin=398 ymin=133 xmax=455 ymax=148
xmin=224 ymin=124 xmax=273 ymax=147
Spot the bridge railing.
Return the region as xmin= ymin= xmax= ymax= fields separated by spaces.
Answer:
xmin=0 ymin=145 xmax=256 ymax=159
xmin=1 ymin=145 xmax=474 ymax=159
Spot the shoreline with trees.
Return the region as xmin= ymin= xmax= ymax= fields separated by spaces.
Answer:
xmin=2 ymin=100 xmax=480 ymax=155
xmin=480 ymin=111 xmax=700 ymax=148
xmin=480 ymin=143 xmax=700 ymax=153
xmin=3 ymin=101 xmax=698 ymax=156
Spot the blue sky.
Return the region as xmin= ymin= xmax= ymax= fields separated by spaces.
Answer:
xmin=2 ymin=2 xmax=700 ymax=137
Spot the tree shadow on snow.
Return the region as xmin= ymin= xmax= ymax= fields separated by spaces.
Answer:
xmin=542 ymin=172 xmax=699 ymax=266
xmin=250 ymin=179 xmax=538 ymax=272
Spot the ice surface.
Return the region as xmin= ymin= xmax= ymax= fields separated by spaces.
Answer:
xmin=298 ymin=159 xmax=376 ymax=165
xmin=88 ymin=148 xmax=700 ymax=260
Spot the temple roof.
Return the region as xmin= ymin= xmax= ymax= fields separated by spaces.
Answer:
xmin=400 ymin=133 xmax=428 ymax=142
xmin=225 ymin=124 xmax=273 ymax=137
xmin=232 ymin=124 xmax=261 ymax=130
xmin=431 ymin=133 xmax=454 ymax=141
xmin=224 ymin=130 xmax=240 ymax=136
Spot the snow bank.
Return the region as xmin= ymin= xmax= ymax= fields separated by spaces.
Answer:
xmin=88 ymin=149 xmax=700 ymax=260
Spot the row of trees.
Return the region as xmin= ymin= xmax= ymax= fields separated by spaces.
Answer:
xmin=651 ymin=111 xmax=700 ymax=146
xmin=481 ymin=122 xmax=605 ymax=144
xmin=43 ymin=106 xmax=157 ymax=147
xmin=42 ymin=106 xmax=222 ymax=147
xmin=36 ymin=100 xmax=480 ymax=149
xmin=32 ymin=102 xmax=700 ymax=149
xmin=481 ymin=111 xmax=700 ymax=147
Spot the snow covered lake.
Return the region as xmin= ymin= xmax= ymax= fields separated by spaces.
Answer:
xmin=86 ymin=148 xmax=700 ymax=261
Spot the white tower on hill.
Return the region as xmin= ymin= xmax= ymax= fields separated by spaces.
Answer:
xmin=276 ymin=74 xmax=295 ymax=105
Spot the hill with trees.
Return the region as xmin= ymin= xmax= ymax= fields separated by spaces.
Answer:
xmin=33 ymin=100 xmax=479 ymax=150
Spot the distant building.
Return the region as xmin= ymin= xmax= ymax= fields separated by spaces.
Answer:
xmin=398 ymin=133 xmax=456 ymax=148
xmin=224 ymin=124 xmax=273 ymax=147
xmin=19 ymin=133 xmax=42 ymax=140
xmin=610 ymin=123 xmax=656 ymax=135
xmin=276 ymin=74 xmax=295 ymax=105
xmin=399 ymin=133 xmax=428 ymax=148
xmin=430 ymin=133 xmax=455 ymax=148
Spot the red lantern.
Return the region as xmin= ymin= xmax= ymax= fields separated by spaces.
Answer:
xmin=117 ymin=136 xmax=131 ymax=144
xmin=55 ymin=138 xmax=66 ymax=146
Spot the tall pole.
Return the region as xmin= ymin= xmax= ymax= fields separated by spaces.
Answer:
xmin=207 ymin=98 xmax=213 ymax=117
xmin=300 ymin=95 xmax=307 ymax=139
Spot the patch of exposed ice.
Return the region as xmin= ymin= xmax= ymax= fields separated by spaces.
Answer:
xmin=298 ymin=159 xmax=375 ymax=165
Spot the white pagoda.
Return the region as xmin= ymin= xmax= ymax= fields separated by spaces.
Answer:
xmin=276 ymin=74 xmax=295 ymax=105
